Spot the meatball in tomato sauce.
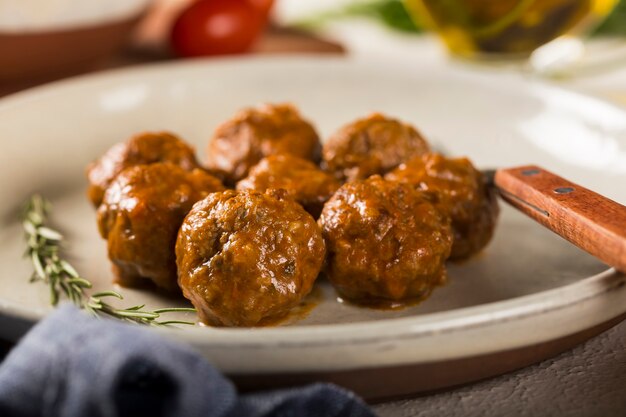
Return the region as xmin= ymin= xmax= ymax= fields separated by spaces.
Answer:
xmin=319 ymin=175 xmax=452 ymax=305
xmin=206 ymin=103 xmax=321 ymax=186
xmin=87 ymin=131 xmax=201 ymax=207
xmin=97 ymin=163 xmax=224 ymax=292
xmin=322 ymin=113 xmax=430 ymax=183
xmin=386 ymin=153 xmax=499 ymax=260
xmin=176 ymin=189 xmax=325 ymax=327
xmin=236 ymin=154 xmax=340 ymax=218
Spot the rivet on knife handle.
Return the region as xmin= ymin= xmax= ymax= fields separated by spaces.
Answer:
xmin=493 ymin=165 xmax=626 ymax=273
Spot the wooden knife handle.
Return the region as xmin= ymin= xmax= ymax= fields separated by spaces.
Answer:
xmin=494 ymin=165 xmax=626 ymax=272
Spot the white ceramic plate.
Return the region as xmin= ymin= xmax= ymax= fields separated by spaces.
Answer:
xmin=1 ymin=56 xmax=625 ymax=398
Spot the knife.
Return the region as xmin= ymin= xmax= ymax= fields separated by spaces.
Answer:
xmin=484 ymin=166 xmax=626 ymax=273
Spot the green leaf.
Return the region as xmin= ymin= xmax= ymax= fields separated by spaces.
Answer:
xmin=60 ymin=261 xmax=80 ymax=278
xmin=91 ymin=291 xmax=123 ymax=299
xmin=153 ymin=307 xmax=197 ymax=314
xmin=115 ymin=310 xmax=160 ymax=319
xmin=67 ymin=277 xmax=92 ymax=288
xmin=156 ymin=320 xmax=197 ymax=326
xmin=124 ymin=304 xmax=147 ymax=311
xmin=594 ymin=2 xmax=626 ymax=36
xmin=38 ymin=227 xmax=63 ymax=241
xmin=375 ymin=0 xmax=422 ymax=32
xmin=31 ymin=252 xmax=46 ymax=280
xmin=296 ymin=0 xmax=422 ymax=33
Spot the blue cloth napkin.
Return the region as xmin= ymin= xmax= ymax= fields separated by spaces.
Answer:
xmin=0 ymin=305 xmax=376 ymax=417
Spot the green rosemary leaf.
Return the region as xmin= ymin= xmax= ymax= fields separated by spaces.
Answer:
xmin=115 ymin=310 xmax=160 ymax=319
xmin=91 ymin=291 xmax=123 ymax=299
xmin=124 ymin=304 xmax=147 ymax=311
xmin=49 ymin=277 xmax=59 ymax=306
xmin=23 ymin=221 xmax=37 ymax=237
xmin=60 ymin=261 xmax=80 ymax=278
xmin=67 ymin=277 xmax=92 ymax=288
xmin=156 ymin=320 xmax=197 ymax=326
xmin=38 ymin=227 xmax=63 ymax=241
xmin=31 ymin=252 xmax=46 ymax=280
xmin=153 ymin=307 xmax=197 ymax=314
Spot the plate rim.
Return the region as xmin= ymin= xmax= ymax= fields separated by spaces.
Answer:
xmin=1 ymin=54 xmax=625 ymax=366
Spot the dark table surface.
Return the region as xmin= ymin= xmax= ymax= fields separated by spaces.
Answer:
xmin=0 ymin=340 xmax=11 ymax=361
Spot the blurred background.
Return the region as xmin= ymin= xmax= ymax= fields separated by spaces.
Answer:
xmin=2 ymin=0 xmax=626 ymax=97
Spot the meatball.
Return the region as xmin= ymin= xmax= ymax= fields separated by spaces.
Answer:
xmin=206 ymin=103 xmax=321 ymax=186
xmin=386 ymin=153 xmax=499 ymax=260
xmin=319 ymin=176 xmax=452 ymax=305
xmin=87 ymin=131 xmax=201 ymax=207
xmin=176 ymin=189 xmax=325 ymax=327
xmin=97 ymin=163 xmax=225 ymax=292
xmin=322 ymin=113 xmax=430 ymax=182
xmin=236 ymin=154 xmax=341 ymax=218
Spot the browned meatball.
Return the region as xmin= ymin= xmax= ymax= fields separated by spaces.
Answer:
xmin=236 ymin=154 xmax=341 ymax=218
xmin=176 ymin=189 xmax=325 ymax=327
xmin=206 ymin=103 xmax=321 ymax=186
xmin=322 ymin=113 xmax=430 ymax=182
xmin=97 ymin=163 xmax=225 ymax=292
xmin=319 ymin=176 xmax=452 ymax=305
xmin=386 ymin=153 xmax=499 ymax=260
xmin=87 ymin=132 xmax=201 ymax=207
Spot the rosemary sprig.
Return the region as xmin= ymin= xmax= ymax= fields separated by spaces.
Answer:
xmin=21 ymin=195 xmax=196 ymax=326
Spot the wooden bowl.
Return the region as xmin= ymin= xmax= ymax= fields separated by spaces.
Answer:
xmin=0 ymin=13 xmax=145 ymax=81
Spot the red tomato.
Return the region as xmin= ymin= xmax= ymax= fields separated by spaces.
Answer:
xmin=247 ymin=0 xmax=274 ymax=16
xmin=170 ymin=0 xmax=265 ymax=57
